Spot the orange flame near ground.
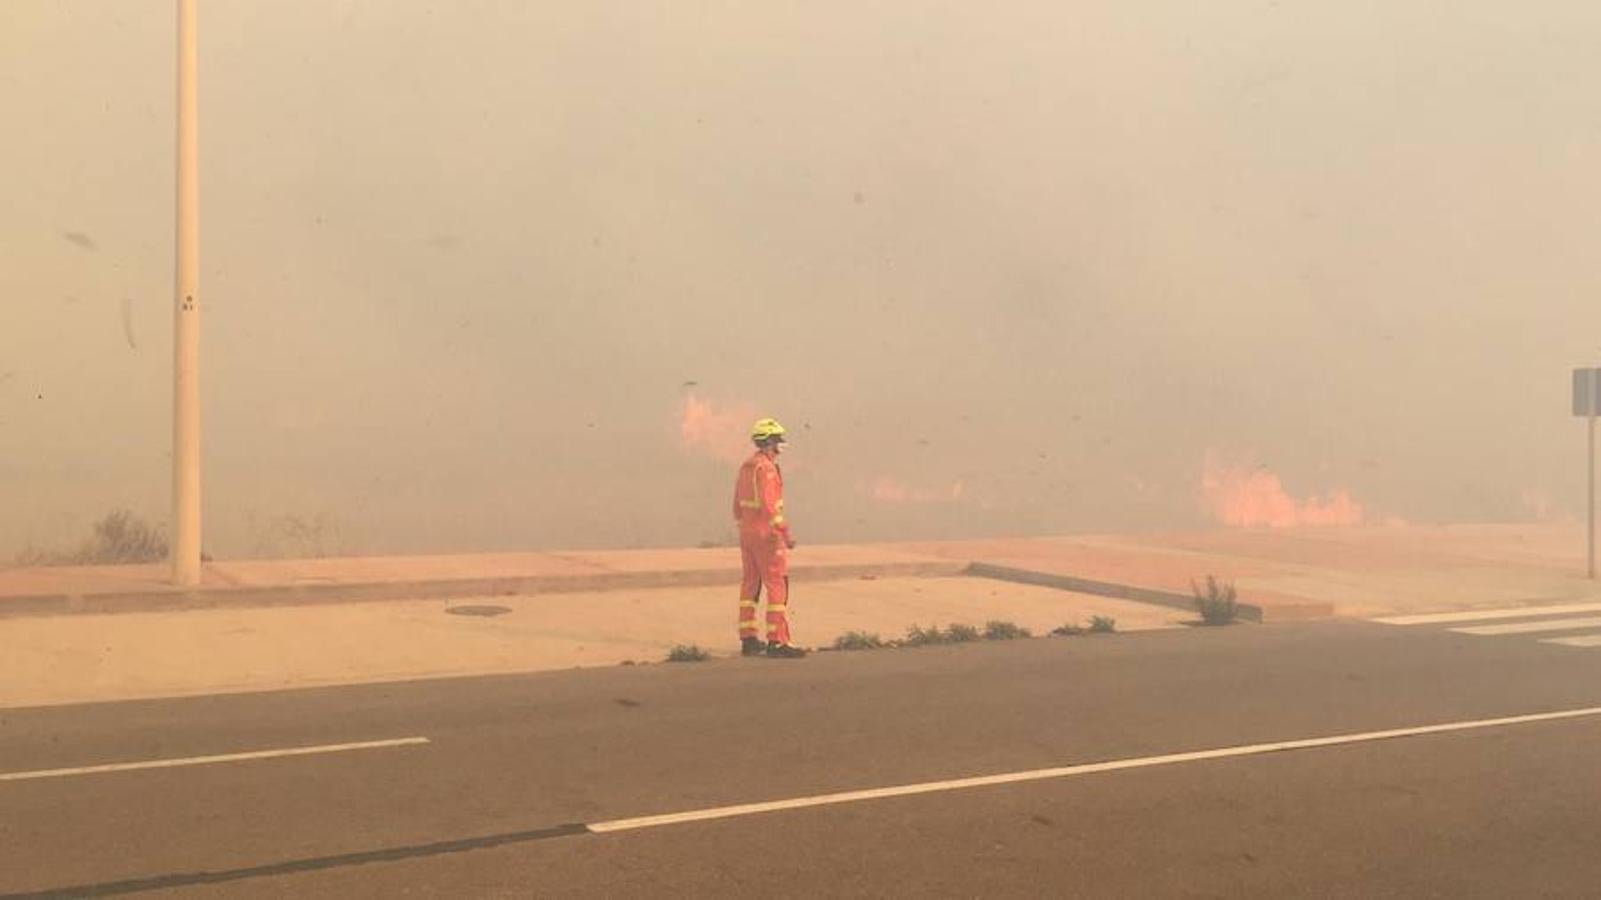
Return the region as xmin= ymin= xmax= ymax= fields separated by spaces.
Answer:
xmin=1201 ymin=457 xmax=1363 ymax=528
xmin=678 ymin=393 xmax=756 ymax=464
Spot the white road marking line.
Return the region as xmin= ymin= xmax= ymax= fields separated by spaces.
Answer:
xmin=587 ymin=706 xmax=1601 ymax=833
xmin=1372 ymin=602 xmax=1601 ymax=626
xmin=0 ymin=737 xmax=431 ymax=783
xmin=1450 ymin=617 xmax=1601 ymax=636
xmin=1542 ymin=635 xmax=1601 ymax=648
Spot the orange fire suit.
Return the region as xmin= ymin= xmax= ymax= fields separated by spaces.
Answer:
xmin=733 ymin=451 xmax=793 ymax=644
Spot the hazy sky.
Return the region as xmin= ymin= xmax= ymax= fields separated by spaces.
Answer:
xmin=4 ymin=1 xmax=1601 ymax=559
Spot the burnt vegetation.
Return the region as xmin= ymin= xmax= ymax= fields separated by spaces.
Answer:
xmin=13 ymin=509 xmax=168 ymax=566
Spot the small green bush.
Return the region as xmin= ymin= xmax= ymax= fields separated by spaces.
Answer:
xmin=1089 ymin=615 xmax=1117 ymax=633
xmin=1050 ymin=622 xmax=1086 ymax=637
xmin=945 ymin=622 xmax=982 ymax=643
xmin=901 ymin=623 xmax=987 ymax=647
xmin=983 ymin=620 xmax=1032 ymax=640
xmin=1192 ymin=575 xmax=1240 ymax=626
xmin=832 ymin=631 xmax=886 ymax=651
xmin=665 ymin=644 xmax=710 ymax=662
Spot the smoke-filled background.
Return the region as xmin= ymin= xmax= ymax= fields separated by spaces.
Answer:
xmin=4 ymin=1 xmax=1600 ymax=559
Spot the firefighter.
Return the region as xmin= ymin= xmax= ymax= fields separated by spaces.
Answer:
xmin=733 ymin=417 xmax=806 ymax=658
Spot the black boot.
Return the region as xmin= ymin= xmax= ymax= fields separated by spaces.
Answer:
xmin=765 ymin=641 xmax=808 ymax=658
xmin=741 ymin=637 xmax=766 ymax=657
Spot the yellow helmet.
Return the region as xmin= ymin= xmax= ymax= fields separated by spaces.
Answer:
xmin=750 ymin=417 xmax=788 ymax=444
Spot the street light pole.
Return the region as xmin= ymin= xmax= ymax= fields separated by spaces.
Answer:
xmin=172 ymin=0 xmax=202 ymax=585
xmin=1577 ymin=367 xmax=1601 ymax=581
xmin=1589 ymin=407 xmax=1596 ymax=580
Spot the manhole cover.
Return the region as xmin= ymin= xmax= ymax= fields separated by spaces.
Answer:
xmin=446 ymin=604 xmax=512 ymax=617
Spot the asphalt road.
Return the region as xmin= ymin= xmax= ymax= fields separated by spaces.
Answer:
xmin=4 ymin=617 xmax=1601 ymax=898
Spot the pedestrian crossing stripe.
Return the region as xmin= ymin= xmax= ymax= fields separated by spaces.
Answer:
xmin=1542 ymin=634 xmax=1601 ymax=648
xmin=1451 ymin=616 xmax=1601 ymax=636
xmin=1371 ymin=602 xmax=1601 ymax=626
xmin=1370 ymin=602 xmax=1601 ymax=649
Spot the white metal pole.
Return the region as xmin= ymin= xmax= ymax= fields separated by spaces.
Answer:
xmin=172 ymin=0 xmax=202 ymax=585
xmin=1589 ymin=409 xmax=1595 ymax=581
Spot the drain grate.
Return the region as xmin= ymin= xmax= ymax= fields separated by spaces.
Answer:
xmin=446 ymin=604 xmax=513 ymax=617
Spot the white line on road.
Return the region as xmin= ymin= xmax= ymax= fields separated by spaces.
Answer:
xmin=588 ymin=706 xmax=1601 ymax=833
xmin=1371 ymin=602 xmax=1601 ymax=626
xmin=1542 ymin=634 xmax=1601 ymax=648
xmin=0 ymin=737 xmax=431 ymax=783
xmin=1450 ymin=617 xmax=1601 ymax=636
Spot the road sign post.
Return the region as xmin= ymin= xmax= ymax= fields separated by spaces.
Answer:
xmin=1575 ymin=368 xmax=1600 ymax=580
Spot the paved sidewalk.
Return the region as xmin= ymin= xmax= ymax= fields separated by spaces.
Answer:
xmin=902 ymin=523 xmax=1601 ymax=620
xmin=0 ymin=544 xmax=964 ymax=617
xmin=2 ymin=524 xmax=1595 ymax=623
xmin=0 ymin=577 xmax=1186 ymax=709
xmin=3 ymin=523 xmax=1596 ymax=709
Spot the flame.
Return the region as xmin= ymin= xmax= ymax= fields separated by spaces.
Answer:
xmin=678 ymin=393 xmax=756 ymax=463
xmin=1201 ymin=456 xmax=1364 ymax=528
xmin=868 ymin=476 xmax=965 ymax=504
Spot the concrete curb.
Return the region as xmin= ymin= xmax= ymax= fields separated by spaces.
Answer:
xmin=0 ymin=560 xmax=968 ymax=620
xmin=966 ymin=562 xmax=1267 ymax=623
